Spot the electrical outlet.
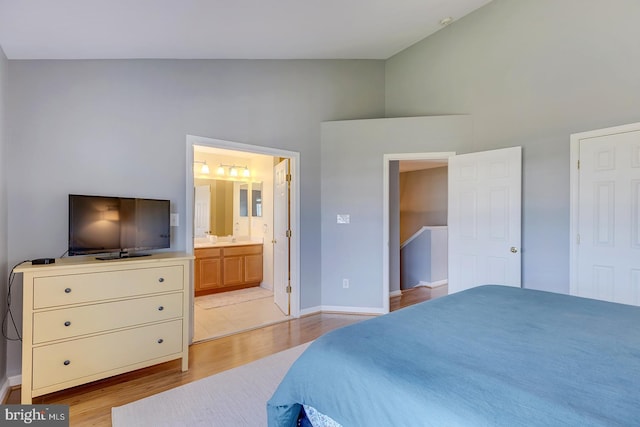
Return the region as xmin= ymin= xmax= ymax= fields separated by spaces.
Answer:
xmin=342 ymin=278 xmax=349 ymax=289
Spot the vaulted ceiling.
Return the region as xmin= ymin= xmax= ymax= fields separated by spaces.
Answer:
xmin=0 ymin=0 xmax=492 ymax=59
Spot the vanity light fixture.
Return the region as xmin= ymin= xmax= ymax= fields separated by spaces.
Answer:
xmin=194 ymin=160 xmax=210 ymax=174
xmin=216 ymin=164 xmax=251 ymax=178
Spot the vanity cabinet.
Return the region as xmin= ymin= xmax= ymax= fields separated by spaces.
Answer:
xmin=195 ymin=244 xmax=263 ymax=296
xmin=194 ymin=247 xmax=222 ymax=294
xmin=16 ymin=252 xmax=192 ymax=404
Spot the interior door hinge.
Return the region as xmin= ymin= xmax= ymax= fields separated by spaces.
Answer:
xmin=286 ymin=173 xmax=292 ymax=182
xmin=286 ymin=284 xmax=292 ymax=293
xmin=286 ymin=229 xmax=292 ymax=238
xmin=577 ymin=160 xmax=580 ymax=170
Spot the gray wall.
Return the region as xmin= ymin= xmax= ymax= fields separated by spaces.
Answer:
xmin=6 ymin=59 xmax=385 ymax=376
xmin=321 ymin=116 xmax=472 ymax=309
xmin=386 ymin=0 xmax=640 ymax=293
xmin=0 ymin=46 xmax=8 ymax=387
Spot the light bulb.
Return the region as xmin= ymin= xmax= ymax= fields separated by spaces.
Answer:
xmin=201 ymin=163 xmax=210 ymax=174
xmin=217 ymin=166 xmax=225 ymax=175
xmin=243 ymin=167 xmax=250 ymax=177
xmin=230 ymin=167 xmax=238 ymax=177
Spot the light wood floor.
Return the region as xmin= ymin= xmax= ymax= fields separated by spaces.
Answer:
xmin=194 ymin=292 xmax=289 ymax=342
xmin=5 ymin=286 xmax=435 ymax=426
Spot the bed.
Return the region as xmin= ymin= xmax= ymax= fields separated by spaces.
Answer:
xmin=267 ymin=285 xmax=640 ymax=426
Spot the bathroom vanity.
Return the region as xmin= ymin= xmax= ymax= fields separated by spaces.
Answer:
xmin=194 ymin=241 xmax=263 ymax=296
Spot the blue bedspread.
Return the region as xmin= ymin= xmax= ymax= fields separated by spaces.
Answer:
xmin=267 ymin=285 xmax=640 ymax=426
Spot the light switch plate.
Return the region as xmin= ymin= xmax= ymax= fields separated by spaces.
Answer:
xmin=170 ymin=213 xmax=179 ymax=227
xmin=337 ymin=214 xmax=350 ymax=224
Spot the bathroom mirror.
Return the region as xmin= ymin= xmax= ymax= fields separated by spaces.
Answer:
xmin=239 ymin=182 xmax=262 ymax=217
xmin=239 ymin=183 xmax=249 ymax=217
xmin=252 ymin=182 xmax=262 ymax=217
xmin=194 ymin=178 xmax=262 ymax=237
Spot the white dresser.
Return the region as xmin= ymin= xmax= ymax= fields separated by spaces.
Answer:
xmin=16 ymin=252 xmax=192 ymax=404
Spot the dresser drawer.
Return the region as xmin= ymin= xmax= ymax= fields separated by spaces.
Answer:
xmin=32 ymin=293 xmax=183 ymax=344
xmin=33 ymin=265 xmax=184 ymax=309
xmin=32 ymin=319 xmax=183 ymax=390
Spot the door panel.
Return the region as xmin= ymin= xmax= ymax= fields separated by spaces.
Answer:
xmin=576 ymin=130 xmax=640 ymax=305
xmin=194 ymin=185 xmax=211 ymax=237
xmin=273 ymin=159 xmax=290 ymax=315
xmin=448 ymin=146 xmax=522 ymax=294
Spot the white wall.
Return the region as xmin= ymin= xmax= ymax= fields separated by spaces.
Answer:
xmin=320 ymin=116 xmax=472 ymax=310
xmin=0 ymin=46 xmax=8 ymax=389
xmin=6 ymin=58 xmax=385 ymax=376
xmin=386 ymin=0 xmax=640 ymax=293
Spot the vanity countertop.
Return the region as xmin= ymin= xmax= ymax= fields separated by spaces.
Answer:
xmin=194 ymin=240 xmax=263 ymax=249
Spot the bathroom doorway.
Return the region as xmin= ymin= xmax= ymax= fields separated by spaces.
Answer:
xmin=185 ymin=135 xmax=300 ymax=343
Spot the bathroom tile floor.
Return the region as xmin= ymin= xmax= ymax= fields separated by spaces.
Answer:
xmin=193 ymin=290 xmax=290 ymax=342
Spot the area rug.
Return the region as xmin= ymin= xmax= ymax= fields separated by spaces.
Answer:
xmin=195 ymin=287 xmax=273 ymax=309
xmin=111 ymin=342 xmax=310 ymax=427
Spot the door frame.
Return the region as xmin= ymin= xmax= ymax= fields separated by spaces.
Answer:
xmin=569 ymin=121 xmax=640 ymax=296
xmin=382 ymin=151 xmax=456 ymax=314
xmin=185 ymin=135 xmax=301 ymax=339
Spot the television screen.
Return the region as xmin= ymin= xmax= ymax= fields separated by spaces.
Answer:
xmin=69 ymin=194 xmax=170 ymax=258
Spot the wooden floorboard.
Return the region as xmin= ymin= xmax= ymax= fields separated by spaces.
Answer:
xmin=6 ymin=289 xmax=433 ymax=426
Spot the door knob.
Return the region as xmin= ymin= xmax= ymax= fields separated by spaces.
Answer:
xmin=510 ymin=247 xmax=518 ymax=253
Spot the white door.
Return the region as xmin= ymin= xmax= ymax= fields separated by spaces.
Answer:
xmin=273 ymin=159 xmax=290 ymax=315
xmin=448 ymin=146 xmax=522 ymax=294
xmin=194 ymin=185 xmax=210 ymax=238
xmin=574 ymin=128 xmax=640 ymax=305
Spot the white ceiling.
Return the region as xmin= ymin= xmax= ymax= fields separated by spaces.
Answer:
xmin=0 ymin=0 xmax=491 ymax=60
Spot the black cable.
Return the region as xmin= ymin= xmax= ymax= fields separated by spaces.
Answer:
xmin=2 ymin=260 xmax=30 ymax=341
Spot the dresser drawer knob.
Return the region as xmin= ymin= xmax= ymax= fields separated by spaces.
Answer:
xmin=64 ymin=288 xmax=72 ymax=293
xmin=158 ymin=306 xmax=164 ymax=311
xmin=64 ymin=321 xmax=71 ymax=327
xmin=157 ymin=338 xmax=164 ymax=344
xmin=63 ymin=360 xmax=71 ymax=366
xmin=158 ymin=277 xmax=165 ymax=283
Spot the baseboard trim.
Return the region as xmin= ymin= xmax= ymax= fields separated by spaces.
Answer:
xmin=299 ymin=306 xmax=322 ymax=317
xmin=300 ymin=305 xmax=385 ymax=316
xmin=319 ymin=305 xmax=384 ymax=315
xmin=0 ymin=378 xmax=9 ymax=403
xmin=417 ymin=280 xmax=448 ymax=289
xmin=0 ymin=375 xmax=19 ymax=402
xmin=389 ymin=290 xmax=402 ymax=298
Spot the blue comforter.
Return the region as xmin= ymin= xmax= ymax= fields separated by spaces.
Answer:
xmin=267 ymin=285 xmax=640 ymax=426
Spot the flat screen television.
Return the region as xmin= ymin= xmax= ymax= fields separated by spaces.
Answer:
xmin=69 ymin=194 xmax=170 ymax=259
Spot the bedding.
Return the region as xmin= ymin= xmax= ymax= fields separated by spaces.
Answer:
xmin=267 ymin=285 xmax=640 ymax=426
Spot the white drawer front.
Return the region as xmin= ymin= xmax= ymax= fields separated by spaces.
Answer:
xmin=32 ymin=293 xmax=183 ymax=344
xmin=33 ymin=265 xmax=183 ymax=309
xmin=32 ymin=320 xmax=183 ymax=390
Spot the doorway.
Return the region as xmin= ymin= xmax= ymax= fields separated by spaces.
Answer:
xmin=385 ymin=153 xmax=454 ymax=313
xmin=384 ymin=147 xmax=522 ymax=312
xmin=185 ymin=135 xmax=300 ymax=342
